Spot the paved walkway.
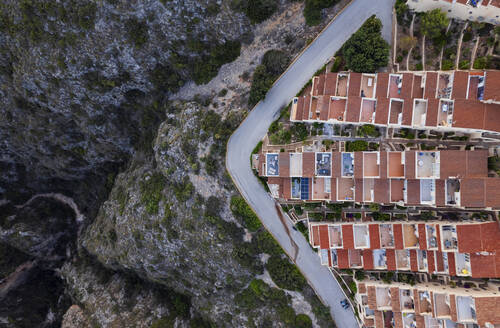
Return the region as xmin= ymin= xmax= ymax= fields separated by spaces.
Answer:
xmin=226 ymin=1 xmax=395 ymax=327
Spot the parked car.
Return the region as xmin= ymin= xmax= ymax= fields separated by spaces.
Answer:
xmin=340 ymin=299 xmax=350 ymax=309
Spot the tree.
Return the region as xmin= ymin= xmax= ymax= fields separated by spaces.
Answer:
xmin=342 ymin=16 xmax=390 ymax=72
xmin=421 ymin=9 xmax=449 ymax=39
xmin=303 ymin=0 xmax=338 ymax=26
xmin=245 ymin=0 xmax=278 ymax=24
xmin=399 ymin=35 xmax=417 ymax=51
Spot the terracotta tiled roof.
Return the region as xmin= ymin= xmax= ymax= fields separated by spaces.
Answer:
xmin=324 ymin=73 xmax=337 ymax=95
xmin=452 ymin=70 xmax=469 ymax=99
xmin=354 ymin=152 xmax=364 ymax=178
xmin=342 ymin=224 xmax=355 ymax=249
xmin=450 ymin=295 xmax=458 ymax=323
xmin=447 ymin=252 xmax=456 ymax=276
xmin=453 ymin=99 xmax=485 ymax=130
xmin=294 ymin=96 xmax=304 ymax=121
xmin=386 ymin=249 xmax=396 ymax=270
xmin=348 ymin=72 xmax=362 ymax=97
xmin=302 ymin=152 xmax=315 ymax=177
xmin=379 ymin=152 xmax=388 ymax=179
xmin=279 ymin=153 xmax=290 ymax=177
xmin=328 ymin=249 xmax=332 ymax=267
xmin=355 ymin=179 xmax=364 ymax=203
xmin=401 ymin=97 xmax=413 ymax=126
xmin=367 ymin=286 xmax=377 ymax=309
xmin=484 ymin=103 xmax=500 ymax=134
xmin=418 ymin=224 xmax=427 ymax=251
xmin=363 ymin=249 xmax=374 ymax=270
xmin=458 ymin=224 xmax=483 ymax=253
xmin=332 ymin=152 xmax=342 ymax=177
xmin=345 ymin=96 xmax=362 ymax=122
xmin=390 ymin=179 xmax=405 ymax=202
xmin=318 ymin=95 xmax=330 ymax=121
xmin=467 ymin=150 xmax=488 ymax=177
xmin=376 ymin=73 xmax=389 ymax=98
xmin=391 ymin=287 xmax=401 ymax=311
xmin=311 ymin=225 xmax=320 ymax=247
xmin=410 ymin=250 xmax=418 ymax=272
xmin=406 ymin=179 xmax=421 ymax=205
xmin=337 ymin=249 xmax=349 ymax=269
xmin=374 ymin=97 xmax=390 ymax=125
xmin=435 ymin=179 xmax=445 ymax=207
xmin=424 ymin=72 xmax=438 ymax=99
xmin=282 ymin=178 xmax=291 ymax=199
xmin=427 ymin=251 xmax=435 ymax=273
xmin=436 ymin=224 xmax=442 ymax=252
xmin=302 ymin=95 xmax=311 ymax=120
xmin=470 ymin=252 xmax=500 ymax=278
xmin=374 ymin=179 xmax=390 ymax=204
xmin=460 ymin=178 xmax=485 ymax=208
xmin=484 ymin=70 xmax=500 ymax=102
xmin=425 ymin=98 xmax=439 ymax=127
xmin=330 ymin=178 xmax=337 ymax=202
xmin=415 ymin=314 xmax=425 ymax=328
xmin=319 ymin=225 xmax=329 ymax=249
xmin=374 ymin=310 xmax=383 ymax=328
xmin=440 ymin=150 xmax=466 ymax=178
xmin=358 ymin=282 xmax=366 ymax=294
xmin=405 ymin=151 xmax=415 ymax=179
xmin=394 ymin=224 xmax=404 ymax=249
xmin=486 ymin=179 xmax=500 ymax=208
xmin=369 ymin=224 xmax=381 ymax=249
xmin=401 ymin=73 xmax=413 ymax=98
xmin=412 ymin=74 xmax=424 ymax=98
xmin=475 ymin=297 xmax=500 ymax=326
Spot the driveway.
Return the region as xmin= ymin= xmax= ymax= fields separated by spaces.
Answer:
xmin=226 ymin=1 xmax=395 ymax=327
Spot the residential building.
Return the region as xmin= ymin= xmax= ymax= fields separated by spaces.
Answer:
xmin=408 ymin=0 xmax=500 ymax=25
xmin=356 ymin=279 xmax=500 ymax=328
xmin=290 ymin=71 xmax=500 ymax=137
xmin=257 ymin=149 xmax=500 ymax=209
xmin=309 ymin=221 xmax=500 ymax=278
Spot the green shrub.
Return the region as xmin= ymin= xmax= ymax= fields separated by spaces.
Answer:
xmin=192 ymin=40 xmax=241 ymax=85
xmin=463 ymin=31 xmax=473 ymax=43
xmin=230 ymin=196 xmax=262 ymax=231
xmin=304 ymin=0 xmax=338 ymax=26
xmin=441 ymin=59 xmax=454 ymax=70
xmin=266 ymin=255 xmax=306 ymax=290
xmin=125 ymin=17 xmax=149 ymax=47
xmin=459 ymin=60 xmax=470 ymax=69
xmin=249 ymin=50 xmax=289 ymax=107
xmin=245 ymin=0 xmax=278 ymax=23
xmin=341 ymin=16 xmax=389 ymax=72
xmin=295 ymin=314 xmax=313 ymax=328
xmin=421 ymin=9 xmax=449 ymax=39
xmin=331 ymin=56 xmax=343 ymax=72
xmin=140 ymin=173 xmax=166 ymax=214
xmin=346 ymin=140 xmax=368 ymax=152
xmin=397 ymin=55 xmax=403 ymax=63
xmin=415 ymin=62 xmax=423 ymax=70
xmin=473 ymin=56 xmax=488 ymax=69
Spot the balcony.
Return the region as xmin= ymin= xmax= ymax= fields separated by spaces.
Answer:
xmin=403 ymin=224 xmax=419 ymax=249
xmin=437 ymin=73 xmax=453 ymax=99
xmin=419 ymin=291 xmax=432 ymax=314
xmin=456 ymin=296 xmax=476 ymax=323
xmin=456 ymin=253 xmax=472 ymax=277
xmin=361 ymin=74 xmax=376 ymax=98
xmin=373 ymin=249 xmax=387 ymax=269
xmin=376 ymin=287 xmax=392 ymax=309
xmin=388 ymin=74 xmax=403 ymax=98
xmin=380 ymin=224 xmax=395 ymax=248
xmin=426 ymin=224 xmax=438 ymax=250
xmin=400 ymin=288 xmax=415 ymax=312
xmin=349 ymin=249 xmax=363 ymax=268
xmin=416 ymin=151 xmax=440 ymax=179
xmin=434 ymin=293 xmax=451 ymax=318
xmin=445 ymin=179 xmax=461 ymax=207
xmin=396 ymin=249 xmax=411 ymax=270
xmin=441 ymin=225 xmax=458 ymax=251
xmin=417 ymin=250 xmax=428 ymax=272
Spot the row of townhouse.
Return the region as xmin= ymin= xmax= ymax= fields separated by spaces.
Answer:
xmin=409 ymin=0 xmax=500 ymax=25
xmin=257 ymin=149 xmax=500 ymax=209
xmin=308 ymin=221 xmax=500 ymax=278
xmin=289 ymin=70 xmax=500 ymax=137
xmin=355 ymin=279 xmax=500 ymax=328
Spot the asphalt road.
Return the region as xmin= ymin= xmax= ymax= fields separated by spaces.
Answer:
xmin=226 ymin=1 xmax=395 ymax=327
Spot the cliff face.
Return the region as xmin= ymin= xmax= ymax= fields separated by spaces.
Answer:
xmin=0 ymin=0 xmax=339 ymax=326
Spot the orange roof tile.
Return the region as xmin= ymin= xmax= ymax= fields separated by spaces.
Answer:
xmin=470 ymin=252 xmax=500 ymax=278
xmin=319 ymin=225 xmax=329 ymax=249
xmin=484 ymin=103 xmax=500 ymax=135
xmin=282 ymin=178 xmax=291 ymax=199
xmin=342 ymin=224 xmax=355 ymax=249
xmin=302 ymin=95 xmax=311 ymax=120
xmin=348 ymin=72 xmax=362 ymax=97
xmin=486 ymin=179 xmax=500 ymax=208
xmin=440 ymin=150 xmax=467 ymax=178
xmin=425 ymin=98 xmax=439 ymax=127
xmin=484 ymin=70 xmax=500 ymax=102
xmin=376 ymin=73 xmax=389 ymax=98
xmin=379 ymin=152 xmax=388 ymax=179
xmin=450 ymin=295 xmax=458 ymax=323
xmin=311 ymin=225 xmax=320 ymax=247
xmin=324 ymin=73 xmax=337 ymax=95
xmin=394 ymin=224 xmax=404 ymax=249
xmin=369 ymin=224 xmax=381 ymax=250
xmin=363 ymin=249 xmax=374 ymax=270
xmin=475 ymin=297 xmax=500 ymax=327
xmin=401 ymin=97 xmax=413 ymax=126
xmin=332 ymin=152 xmax=342 ymax=178
xmin=405 ymin=151 xmax=415 ymax=179
xmin=452 ymin=70 xmax=469 ymax=99
xmin=355 ymin=179 xmax=364 ymax=203
xmin=406 ymin=179 xmax=421 ymax=205
xmin=448 ymin=252 xmax=456 ymax=276
xmin=410 ymin=250 xmax=418 ymax=272
xmin=374 ymin=179 xmax=390 ymax=204
xmin=427 ymin=251 xmax=435 ymax=273
xmin=418 ymin=224 xmax=427 ymax=251
xmin=391 ymin=287 xmax=401 ymax=311
xmin=354 ymin=152 xmax=364 ymax=178
xmin=374 ymin=97 xmax=390 ymax=125
xmin=386 ymin=249 xmax=396 ymax=270
xmin=345 ymin=96 xmax=362 ymax=122
xmin=293 ymin=96 xmax=305 ymax=121
xmin=279 ymin=153 xmax=290 ymax=177
xmin=435 ymin=179 xmax=446 ymax=207
xmin=453 ymin=99 xmax=485 ymax=130
xmin=460 ymin=178 xmax=485 ymax=208
xmin=424 ymin=72 xmax=438 ymax=99
xmin=302 ymin=152 xmax=315 ymax=177
xmin=337 ymin=249 xmax=349 ymax=269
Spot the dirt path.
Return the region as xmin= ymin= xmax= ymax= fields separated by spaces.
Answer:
xmin=455 ymin=22 xmax=468 ymax=69
xmin=405 ymin=14 xmax=416 ymax=71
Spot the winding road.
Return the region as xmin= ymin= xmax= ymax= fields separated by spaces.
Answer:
xmin=226 ymin=1 xmax=395 ymax=327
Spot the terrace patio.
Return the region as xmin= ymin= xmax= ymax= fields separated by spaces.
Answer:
xmin=437 ymin=73 xmax=453 ymax=99
xmin=389 ymin=99 xmax=404 ymax=125
xmin=412 ymin=99 xmax=427 ymax=127
xmin=342 ymin=153 xmax=354 ymax=177
xmin=455 ymin=253 xmax=471 ymax=276
xmin=360 ymin=74 xmax=376 ymax=98
xmin=338 ymin=178 xmax=354 ymax=201
xmin=376 ymin=287 xmax=392 ymax=309
xmin=266 ymin=153 xmax=279 ymax=176
xmin=446 ymin=179 xmax=460 ymax=206
xmin=329 ymin=225 xmax=342 ymax=248
xmin=363 ymin=178 xmax=375 ymax=202
xmin=353 ymin=224 xmax=370 ymax=249
xmin=316 ymin=152 xmax=332 ymax=176
xmin=289 ymin=153 xmax=302 ymax=177
xmin=388 ymin=74 xmax=403 ymax=98
xmin=396 ymin=249 xmax=410 ymax=270
xmin=312 ymin=177 xmax=330 ymax=200
xmin=328 ymin=97 xmax=347 ymax=121
xmin=380 ymin=224 xmax=395 ymax=248
xmin=441 ymin=225 xmax=458 ymax=251
xmin=438 ymin=100 xmax=454 ymax=127
xmin=419 ymin=291 xmax=432 ymax=314
xmin=360 ymin=98 xmax=377 ymax=123
xmin=426 ymin=224 xmax=438 ymax=249
xmin=349 ymin=249 xmax=363 ymax=267
xmin=416 ymin=151 xmax=439 ymax=178
xmin=433 ymin=293 xmax=451 ymax=318
xmin=456 ymin=296 xmax=476 ymax=323
xmin=373 ymin=249 xmax=387 ymax=269
xmin=417 ymin=250 xmax=428 ymax=272
xmin=336 ymin=74 xmax=348 ymax=97
xmin=390 ymin=179 xmax=405 ymax=203
xmin=403 ymin=224 xmax=419 ymax=248
xmin=402 ymin=313 xmax=416 ymax=328
xmin=291 ymin=177 xmax=301 ymax=199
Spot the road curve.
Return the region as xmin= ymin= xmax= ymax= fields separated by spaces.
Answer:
xmin=226 ymin=1 xmax=395 ymax=326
